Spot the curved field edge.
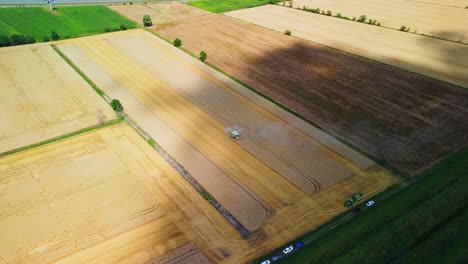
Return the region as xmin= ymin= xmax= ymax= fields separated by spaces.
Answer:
xmin=187 ymin=0 xmax=281 ymax=13
xmin=256 ymin=147 xmax=468 ymax=264
xmin=0 ymin=6 xmax=137 ymax=42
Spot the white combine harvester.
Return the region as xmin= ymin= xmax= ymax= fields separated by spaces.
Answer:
xmin=225 ymin=125 xmax=243 ymax=141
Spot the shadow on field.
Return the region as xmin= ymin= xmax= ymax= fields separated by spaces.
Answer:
xmin=245 ymin=40 xmax=468 ymax=176
xmin=417 ymin=30 xmax=468 ymax=87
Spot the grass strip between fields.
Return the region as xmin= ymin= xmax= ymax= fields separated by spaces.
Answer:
xmin=52 ymin=44 xmax=106 ymax=98
xmin=255 ymin=148 xmax=468 ymax=264
xmin=0 ymin=117 xmax=122 ymax=159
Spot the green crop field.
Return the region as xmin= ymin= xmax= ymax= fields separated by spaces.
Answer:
xmin=262 ymin=149 xmax=468 ymax=264
xmin=0 ymin=6 xmax=137 ymax=42
xmin=187 ymin=0 xmax=278 ymax=13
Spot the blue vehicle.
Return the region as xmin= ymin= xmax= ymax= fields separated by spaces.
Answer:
xmin=294 ymin=241 xmax=305 ymax=248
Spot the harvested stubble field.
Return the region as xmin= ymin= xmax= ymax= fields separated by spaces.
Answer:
xmin=53 ymin=30 xmax=396 ymax=263
xmin=155 ymin=8 xmax=468 ymax=175
xmin=290 ymin=0 xmax=468 ymax=42
xmin=0 ymin=43 xmax=114 ymax=154
xmin=0 ymin=124 xmax=217 ymax=264
xmin=110 ymin=2 xmax=209 ymax=25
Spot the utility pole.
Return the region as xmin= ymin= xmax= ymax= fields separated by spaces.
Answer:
xmin=47 ymin=0 xmax=54 ymax=12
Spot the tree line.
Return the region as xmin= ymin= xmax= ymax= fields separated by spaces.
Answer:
xmin=0 ymin=34 xmax=35 ymax=47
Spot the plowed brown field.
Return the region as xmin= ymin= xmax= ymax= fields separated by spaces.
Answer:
xmin=290 ymin=0 xmax=468 ymax=42
xmin=0 ymin=44 xmax=115 ymax=154
xmin=156 ymin=10 xmax=468 ymax=175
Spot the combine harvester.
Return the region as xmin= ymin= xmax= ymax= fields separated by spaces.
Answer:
xmin=225 ymin=125 xmax=243 ymax=141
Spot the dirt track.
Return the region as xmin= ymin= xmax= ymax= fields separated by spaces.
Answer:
xmin=290 ymin=0 xmax=468 ymax=42
xmin=155 ymin=8 xmax=468 ymax=175
xmin=0 ymin=44 xmax=115 ymax=154
xmin=110 ymin=2 xmax=209 ymax=25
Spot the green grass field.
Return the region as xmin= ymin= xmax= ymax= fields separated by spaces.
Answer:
xmin=263 ymin=149 xmax=468 ymax=264
xmin=0 ymin=6 xmax=137 ymax=41
xmin=187 ymin=0 xmax=278 ymax=13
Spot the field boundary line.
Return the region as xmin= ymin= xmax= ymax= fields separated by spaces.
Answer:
xmin=0 ymin=118 xmax=122 ymax=159
xmin=52 ymin=43 xmax=253 ymax=239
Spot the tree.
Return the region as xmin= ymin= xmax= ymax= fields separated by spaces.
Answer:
xmin=358 ymin=15 xmax=367 ymax=22
xmin=284 ymin=30 xmax=292 ymax=36
xmin=199 ymin=51 xmax=207 ymax=62
xmin=173 ymin=38 xmax=182 ymax=47
xmin=143 ymin=14 xmax=152 ymax=27
xmin=111 ymin=99 xmax=124 ymax=112
xmin=51 ymin=30 xmax=60 ymax=41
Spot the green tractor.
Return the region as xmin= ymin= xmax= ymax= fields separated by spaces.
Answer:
xmin=344 ymin=192 xmax=364 ymax=208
